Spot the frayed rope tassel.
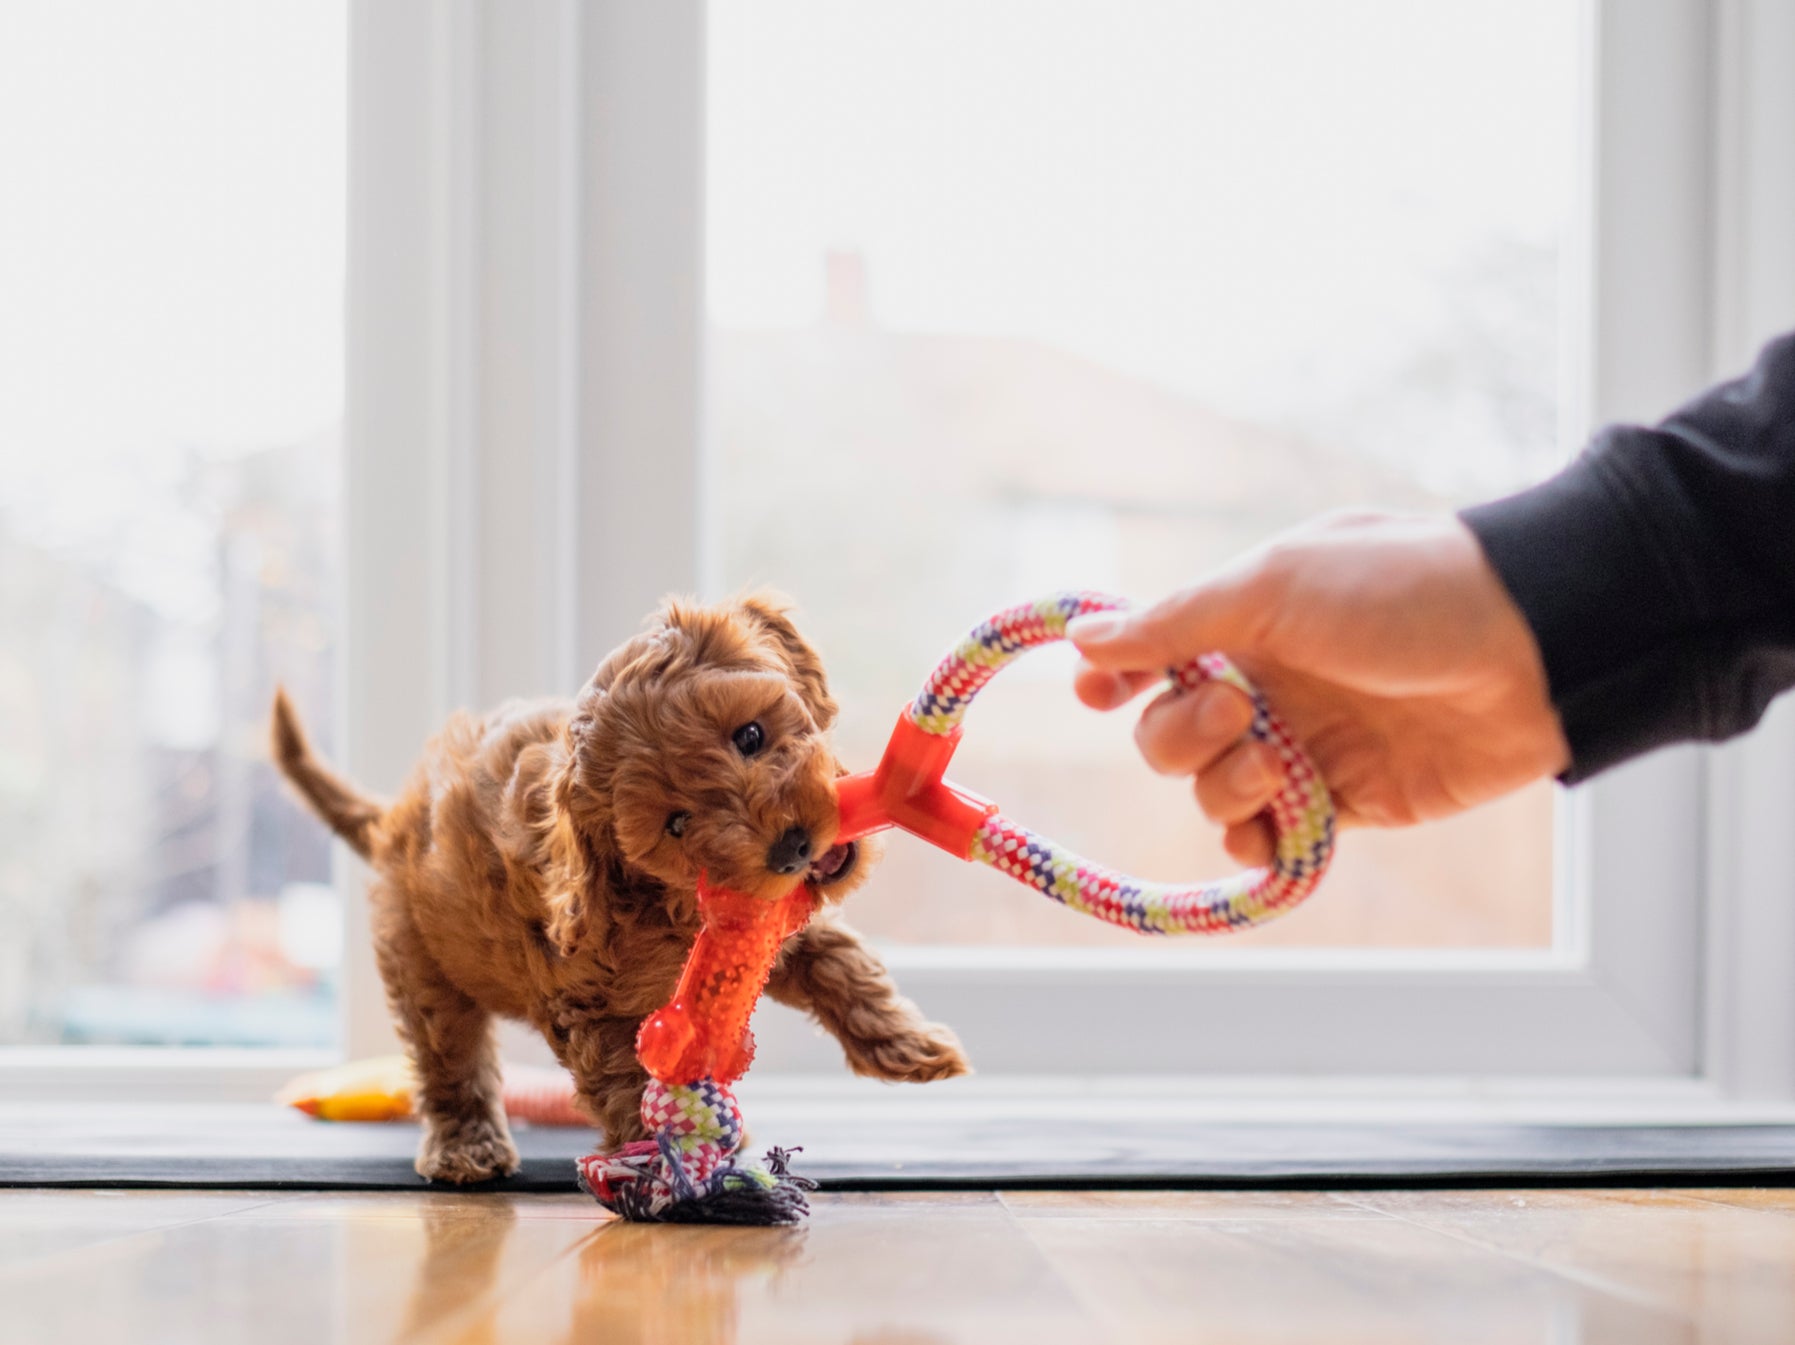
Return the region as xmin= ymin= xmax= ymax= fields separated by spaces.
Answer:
xmin=576 ymin=1077 xmax=815 ymax=1225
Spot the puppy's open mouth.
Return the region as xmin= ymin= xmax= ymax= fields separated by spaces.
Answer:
xmin=806 ymin=840 xmax=859 ymax=888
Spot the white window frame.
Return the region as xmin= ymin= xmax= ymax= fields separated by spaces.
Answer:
xmin=7 ymin=0 xmax=1792 ymax=1111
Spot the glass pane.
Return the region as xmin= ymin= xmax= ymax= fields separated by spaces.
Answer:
xmin=709 ymin=0 xmax=1570 ymax=949
xmin=0 ymin=3 xmax=345 ymax=1040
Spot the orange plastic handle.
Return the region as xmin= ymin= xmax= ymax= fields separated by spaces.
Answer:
xmin=635 ymin=875 xmax=816 ymax=1086
xmin=833 ymin=711 xmax=998 ymax=860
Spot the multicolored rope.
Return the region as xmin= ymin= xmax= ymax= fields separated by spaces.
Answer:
xmin=576 ymin=1079 xmax=813 ymax=1225
xmin=921 ymin=592 xmax=1336 ymax=934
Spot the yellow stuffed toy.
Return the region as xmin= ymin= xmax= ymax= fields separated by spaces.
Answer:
xmin=277 ymin=1056 xmax=587 ymax=1126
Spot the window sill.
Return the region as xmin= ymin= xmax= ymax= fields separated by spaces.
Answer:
xmin=734 ymin=1072 xmax=1795 ymax=1128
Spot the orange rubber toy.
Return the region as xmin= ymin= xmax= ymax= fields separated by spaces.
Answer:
xmin=635 ymin=876 xmax=817 ymax=1087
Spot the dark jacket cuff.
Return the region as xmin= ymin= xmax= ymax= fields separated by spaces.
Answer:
xmin=1461 ymin=436 xmax=1706 ymax=783
xmin=1464 ymin=332 xmax=1795 ymax=783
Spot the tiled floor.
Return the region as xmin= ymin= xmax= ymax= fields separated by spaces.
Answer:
xmin=2 ymin=1186 xmax=1793 ymax=1343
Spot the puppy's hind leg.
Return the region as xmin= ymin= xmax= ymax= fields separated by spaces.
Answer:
xmin=767 ymin=919 xmax=970 ymax=1083
xmin=372 ymin=890 xmax=519 ymax=1184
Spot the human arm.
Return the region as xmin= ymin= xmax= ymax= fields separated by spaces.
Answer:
xmin=1071 ymin=332 xmax=1795 ymax=862
xmin=1461 ymin=331 xmax=1795 ymax=781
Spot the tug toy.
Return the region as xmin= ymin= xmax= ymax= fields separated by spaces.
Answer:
xmin=577 ymin=877 xmax=820 ymax=1224
xmin=581 ymin=591 xmax=1338 ymax=1224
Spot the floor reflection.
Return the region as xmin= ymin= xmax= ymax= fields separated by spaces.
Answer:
xmin=15 ymin=1187 xmax=1786 ymax=1343
xmin=394 ymin=1200 xmax=519 ymax=1344
xmin=558 ymin=1220 xmax=809 ymax=1345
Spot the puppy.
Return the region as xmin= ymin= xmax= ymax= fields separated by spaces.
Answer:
xmin=272 ymin=595 xmax=968 ymax=1183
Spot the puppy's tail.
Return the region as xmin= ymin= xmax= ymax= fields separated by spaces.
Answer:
xmin=270 ymin=687 xmax=385 ymax=862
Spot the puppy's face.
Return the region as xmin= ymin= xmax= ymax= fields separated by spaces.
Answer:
xmin=565 ymin=596 xmax=869 ymax=903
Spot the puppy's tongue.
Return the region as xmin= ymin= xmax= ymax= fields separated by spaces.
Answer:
xmin=809 ymin=843 xmax=852 ymax=882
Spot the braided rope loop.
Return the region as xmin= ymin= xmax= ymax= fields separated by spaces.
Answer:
xmin=918 ymin=591 xmax=1336 ymax=935
xmin=578 ymin=1077 xmax=813 ymax=1224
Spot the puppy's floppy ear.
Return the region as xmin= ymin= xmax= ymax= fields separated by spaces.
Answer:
xmin=542 ymin=810 xmax=597 ymax=957
xmin=542 ymin=683 xmax=618 ymax=957
xmin=735 ymin=592 xmax=838 ymax=729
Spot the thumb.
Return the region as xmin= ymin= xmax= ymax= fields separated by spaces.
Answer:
xmin=1068 ymin=577 xmax=1261 ymax=673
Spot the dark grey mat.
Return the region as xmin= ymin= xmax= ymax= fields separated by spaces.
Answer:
xmin=3 ymin=1104 xmax=1793 ymax=1190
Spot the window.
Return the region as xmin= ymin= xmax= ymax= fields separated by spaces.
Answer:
xmin=708 ymin=0 xmax=1571 ymax=953
xmin=0 ymin=2 xmax=345 ymax=1048
xmin=271 ymin=0 xmax=1795 ymax=1090
xmin=16 ymin=0 xmax=1794 ymax=1105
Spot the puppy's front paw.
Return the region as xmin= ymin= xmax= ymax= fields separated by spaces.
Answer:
xmin=416 ymin=1119 xmax=521 ymax=1184
xmin=847 ymin=1022 xmax=971 ymax=1084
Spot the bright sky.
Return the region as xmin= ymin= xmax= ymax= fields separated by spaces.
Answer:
xmin=0 ymin=1 xmax=344 ymax=621
xmin=709 ymin=0 xmax=1576 ymax=491
xmin=0 ymin=0 xmax=1575 ymax=608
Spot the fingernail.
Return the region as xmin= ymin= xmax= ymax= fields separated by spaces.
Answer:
xmin=1195 ymin=687 xmax=1241 ymax=739
xmin=1228 ymin=746 xmax=1277 ymax=795
xmin=1067 ymin=613 xmax=1124 ymax=644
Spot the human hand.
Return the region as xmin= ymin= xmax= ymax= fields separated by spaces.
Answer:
xmin=1069 ymin=512 xmax=1570 ymax=866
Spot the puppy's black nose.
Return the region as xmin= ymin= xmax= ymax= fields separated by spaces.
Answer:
xmin=767 ymin=826 xmax=813 ymax=876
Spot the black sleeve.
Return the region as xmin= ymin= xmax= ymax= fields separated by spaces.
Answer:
xmin=1460 ymin=331 xmax=1795 ymax=783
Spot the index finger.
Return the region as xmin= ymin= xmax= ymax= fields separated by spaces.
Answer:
xmin=1067 ymin=573 xmax=1259 ymax=674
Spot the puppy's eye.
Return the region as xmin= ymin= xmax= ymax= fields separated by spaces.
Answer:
xmin=731 ymin=722 xmax=765 ymax=757
xmin=665 ymin=811 xmax=690 ymax=838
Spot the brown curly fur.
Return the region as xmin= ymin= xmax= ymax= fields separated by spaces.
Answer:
xmin=272 ymin=595 xmax=969 ymax=1183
